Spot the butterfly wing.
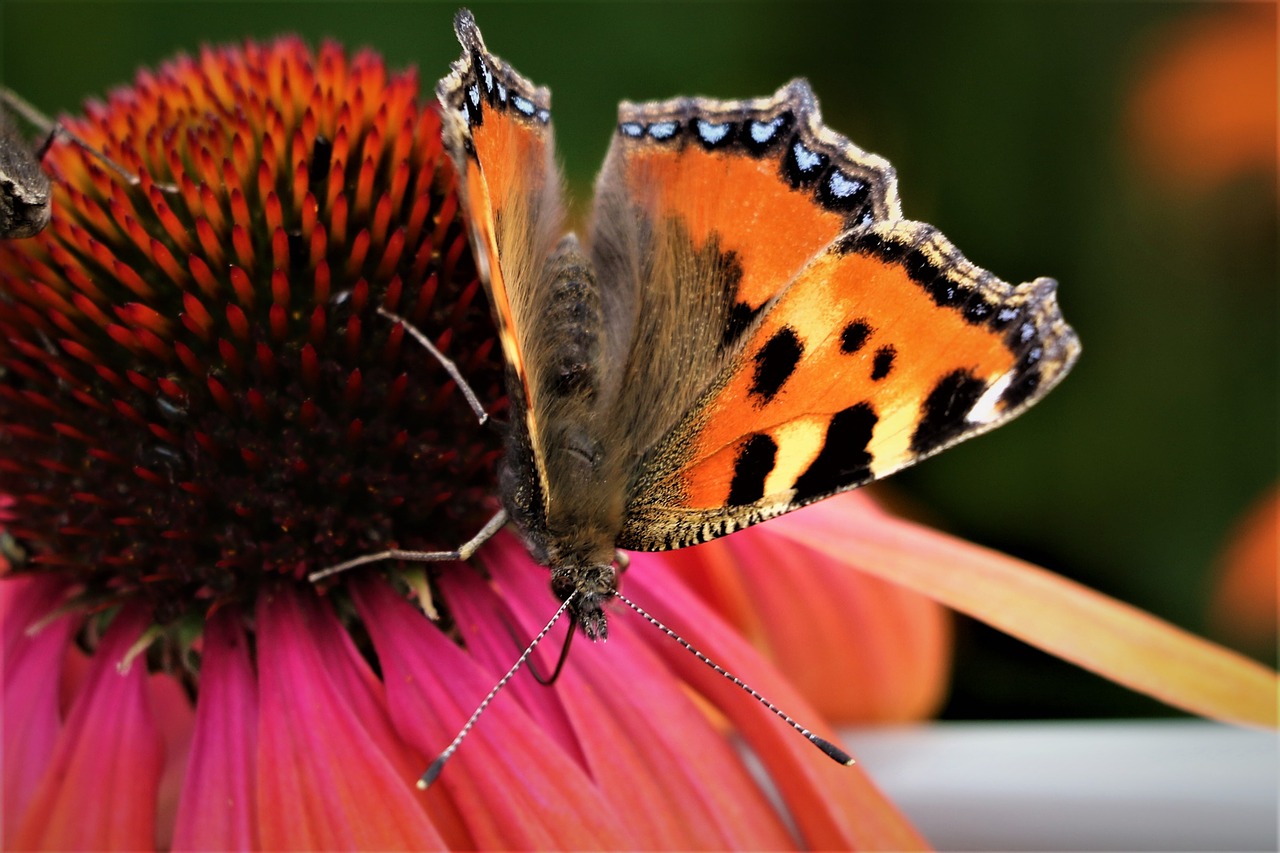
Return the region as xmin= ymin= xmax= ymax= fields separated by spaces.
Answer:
xmin=586 ymin=80 xmax=902 ymax=472
xmin=622 ymin=220 xmax=1079 ymax=548
xmin=437 ymin=11 xmax=562 ymax=373
xmin=587 ymin=87 xmax=1079 ymax=551
xmin=437 ymin=11 xmax=573 ymax=549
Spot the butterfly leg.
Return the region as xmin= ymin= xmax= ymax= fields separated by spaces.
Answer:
xmin=307 ymin=508 xmax=508 ymax=582
xmin=376 ymin=307 xmax=493 ymax=428
xmin=0 ymin=86 xmax=179 ymax=193
xmin=499 ymin=609 xmax=576 ymax=685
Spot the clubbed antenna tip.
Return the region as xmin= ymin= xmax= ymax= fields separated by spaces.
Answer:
xmin=417 ymin=755 xmax=448 ymax=790
xmin=614 ymin=592 xmax=856 ymax=769
xmin=811 ymin=734 xmax=856 ymax=766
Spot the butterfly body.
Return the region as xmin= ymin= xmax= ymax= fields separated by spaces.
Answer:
xmin=436 ymin=10 xmax=1080 ymax=640
xmin=496 ymin=230 xmax=624 ymax=638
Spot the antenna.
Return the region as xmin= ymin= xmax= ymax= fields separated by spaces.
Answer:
xmin=614 ymin=592 xmax=854 ymax=767
xmin=418 ymin=591 xmax=577 ymax=789
xmin=418 ymin=589 xmax=853 ymax=789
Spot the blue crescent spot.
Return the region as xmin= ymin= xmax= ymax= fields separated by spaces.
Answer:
xmin=827 ymin=170 xmax=863 ymax=198
xmin=750 ymin=117 xmax=784 ymax=143
xmin=697 ymin=120 xmax=730 ymax=144
xmin=648 ymin=121 xmax=678 ymax=140
xmin=792 ymin=142 xmax=821 ymax=172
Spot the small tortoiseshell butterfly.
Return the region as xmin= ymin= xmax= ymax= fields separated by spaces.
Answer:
xmin=433 ymin=9 xmax=1080 ymax=641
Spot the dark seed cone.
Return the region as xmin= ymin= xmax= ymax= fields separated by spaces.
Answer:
xmin=0 ymin=38 xmax=505 ymax=626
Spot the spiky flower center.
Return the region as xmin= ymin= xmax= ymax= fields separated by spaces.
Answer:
xmin=0 ymin=39 xmax=504 ymax=629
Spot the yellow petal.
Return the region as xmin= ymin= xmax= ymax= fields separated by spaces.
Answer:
xmin=773 ymin=495 xmax=1279 ymax=728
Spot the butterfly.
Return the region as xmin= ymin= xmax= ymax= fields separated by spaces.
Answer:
xmin=428 ymin=8 xmax=1080 ymax=643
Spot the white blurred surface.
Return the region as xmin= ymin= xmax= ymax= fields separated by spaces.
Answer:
xmin=842 ymin=719 xmax=1278 ymax=852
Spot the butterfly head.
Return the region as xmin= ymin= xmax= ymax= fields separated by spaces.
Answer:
xmin=550 ymin=557 xmax=619 ymax=641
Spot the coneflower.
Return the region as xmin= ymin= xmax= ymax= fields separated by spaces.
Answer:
xmin=0 ymin=38 xmax=934 ymax=849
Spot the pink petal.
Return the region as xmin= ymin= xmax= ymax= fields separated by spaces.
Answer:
xmin=11 ymin=605 xmax=165 ymax=850
xmin=2 ymin=576 xmax=76 ymax=840
xmin=150 ymin=670 xmax=196 ymax=851
xmin=1 ymin=573 xmax=68 ymax=654
xmin=462 ymin=536 xmax=795 ymax=849
xmin=627 ymin=555 xmax=931 ymax=851
xmin=664 ymin=497 xmax=953 ymax=722
xmin=773 ymin=493 xmax=1280 ymax=727
xmin=352 ymin=577 xmax=632 ymax=850
xmin=440 ymin=559 xmax=586 ymax=769
xmin=172 ymin=608 xmax=259 ymax=850
xmin=254 ymin=585 xmax=444 ymax=849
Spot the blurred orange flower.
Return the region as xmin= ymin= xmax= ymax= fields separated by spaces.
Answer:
xmin=1210 ymin=486 xmax=1278 ymax=653
xmin=1127 ymin=5 xmax=1277 ymax=190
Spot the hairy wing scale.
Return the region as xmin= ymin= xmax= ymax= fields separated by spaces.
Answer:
xmin=437 ymin=12 xmax=571 ymax=539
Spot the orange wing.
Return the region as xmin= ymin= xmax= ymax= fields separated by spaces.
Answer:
xmin=592 ymin=79 xmax=900 ymax=321
xmin=619 ymin=220 xmax=1080 ymax=550
xmin=437 ymin=9 xmax=564 ymax=392
xmin=583 ymin=78 xmax=1077 ymax=550
xmin=586 ymin=80 xmax=908 ymax=482
xmin=437 ymin=10 xmax=566 ymax=528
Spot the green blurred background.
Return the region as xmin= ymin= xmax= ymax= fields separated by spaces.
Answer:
xmin=3 ymin=1 xmax=1275 ymax=720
